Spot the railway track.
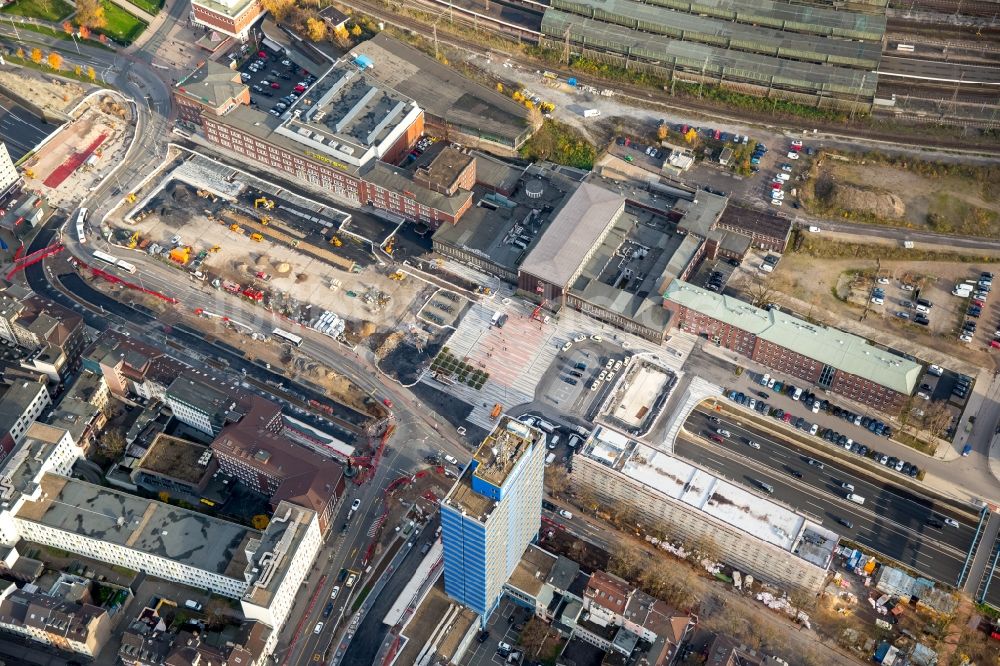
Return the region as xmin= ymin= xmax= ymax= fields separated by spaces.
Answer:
xmin=343 ymin=0 xmax=1000 ymax=152
xmin=890 ymin=0 xmax=1000 ymax=17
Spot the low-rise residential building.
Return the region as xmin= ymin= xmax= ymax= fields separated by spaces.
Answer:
xmin=662 ymin=279 xmax=921 ymax=412
xmin=0 ymin=582 xmax=111 ymax=657
xmin=45 ymin=370 xmax=109 ymax=449
xmin=0 ymin=378 xmax=51 ymax=456
xmin=0 ymin=295 xmax=85 ymax=380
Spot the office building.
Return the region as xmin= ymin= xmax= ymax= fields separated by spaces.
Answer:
xmin=165 ymin=375 xmax=244 ymax=437
xmin=573 ymin=427 xmax=837 ymax=593
xmin=0 ymin=582 xmax=111 ymax=657
xmin=0 ymin=294 xmax=85 ymax=381
xmin=440 ymin=416 xmax=546 ymax=620
xmin=663 ymin=279 xmax=921 ymax=411
xmin=211 ymin=395 xmax=346 ymax=533
xmin=0 ymin=143 xmax=18 ymax=197
xmin=83 ymin=330 xmax=186 ymax=402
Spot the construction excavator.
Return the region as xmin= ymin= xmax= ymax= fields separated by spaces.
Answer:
xmin=127 ymin=231 xmax=140 ymax=249
xmin=254 ymin=197 xmax=275 ymax=210
xmin=383 ymin=236 xmax=396 ymax=256
xmin=329 ymin=235 xmax=342 ymax=247
xmin=260 ymin=215 xmax=270 ymax=226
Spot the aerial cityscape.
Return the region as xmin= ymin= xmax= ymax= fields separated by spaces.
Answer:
xmin=0 ymin=0 xmax=997 ymax=662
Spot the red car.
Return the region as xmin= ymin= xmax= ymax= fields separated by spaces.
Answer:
xmin=709 ymin=434 xmax=724 ymax=444
xmin=991 ymin=339 xmax=1000 ymax=349
xmin=258 ymin=50 xmax=267 ymax=58
xmin=383 ymin=398 xmax=394 ymax=408
xmin=294 ymin=84 xmax=306 ymax=93
xmin=270 ymin=82 xmax=280 ymax=89
xmin=771 ymin=182 xmax=782 ymax=190
xmin=973 ymin=298 xmax=986 ymax=307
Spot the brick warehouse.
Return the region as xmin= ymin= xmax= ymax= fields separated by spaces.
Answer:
xmin=175 ymin=59 xmax=474 ymax=227
xmin=663 ymin=280 xmax=920 ymax=413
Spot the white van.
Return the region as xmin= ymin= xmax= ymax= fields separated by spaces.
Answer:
xmin=928 ymin=364 xmax=944 ymax=376
xmin=548 ymin=434 xmax=560 ymax=449
xmin=545 ymin=452 xmax=556 ymax=466
xmin=847 ymin=494 xmax=865 ymax=505
xmin=536 ymin=420 xmax=556 ymax=434
xmin=444 ymin=454 xmax=459 ymax=466
xmin=185 ymin=600 xmax=203 ymax=611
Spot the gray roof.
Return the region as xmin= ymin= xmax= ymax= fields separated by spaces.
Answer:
xmin=363 ymin=162 xmax=473 ymax=217
xmin=519 ymin=182 xmax=625 ymax=287
xmin=175 ymin=60 xmax=247 ymax=109
xmin=17 ymin=474 xmax=256 ymax=578
xmin=0 ymin=380 xmax=47 ymax=431
xmin=664 ymin=280 xmax=920 ymax=394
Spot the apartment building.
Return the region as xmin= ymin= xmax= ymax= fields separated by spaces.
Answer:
xmin=0 ymin=143 xmax=19 ymax=197
xmin=0 ymin=378 xmax=51 ymax=456
xmin=663 ymin=279 xmax=920 ymax=412
xmin=190 ymin=0 xmax=264 ymax=38
xmin=0 ymin=294 xmax=85 ymax=381
xmin=440 ymin=416 xmax=546 ymax=621
xmin=165 ymin=376 xmax=245 ymax=437
xmin=0 ymin=583 xmax=111 ymax=657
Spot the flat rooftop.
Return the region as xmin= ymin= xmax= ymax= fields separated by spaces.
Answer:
xmin=582 ymin=426 xmax=633 ymax=468
xmin=607 ymin=443 xmax=837 ymax=563
xmin=17 ymin=474 xmax=256 ymax=579
xmin=432 ymin=163 xmax=579 ymax=273
xmin=443 ymin=417 xmax=543 ymax=520
xmin=569 ymin=204 xmax=682 ymax=334
xmin=243 ymin=501 xmax=316 ymax=607
xmin=664 ymin=279 xmax=921 ymax=394
xmin=508 ymin=543 xmax=558 ymax=598
xmin=139 ymin=434 xmax=211 ymax=485
xmin=280 ymin=62 xmax=419 ymax=161
xmin=349 ymin=33 xmax=534 ymax=148
xmin=0 ymin=423 xmax=69 ymax=510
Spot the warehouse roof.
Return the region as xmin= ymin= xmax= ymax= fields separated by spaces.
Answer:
xmin=550 ymin=0 xmax=882 ymax=66
xmin=519 ymin=182 xmax=625 ymax=287
xmin=664 ymin=280 xmax=920 ymax=394
xmin=350 ymin=34 xmax=534 ymax=148
xmin=542 ymin=10 xmax=878 ymax=97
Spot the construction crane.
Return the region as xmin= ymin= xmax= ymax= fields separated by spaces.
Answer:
xmin=531 ymin=298 xmax=549 ymax=322
xmin=383 ymin=236 xmax=396 ymax=256
xmin=254 ymin=197 xmax=275 ymax=210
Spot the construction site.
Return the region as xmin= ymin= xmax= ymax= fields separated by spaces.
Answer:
xmin=600 ymin=359 xmax=678 ymax=437
xmin=112 ymin=167 xmax=433 ymax=331
xmin=20 ymin=95 xmax=133 ymax=209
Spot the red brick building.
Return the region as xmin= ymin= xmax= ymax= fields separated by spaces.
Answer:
xmin=191 ymin=0 xmax=265 ymax=39
xmin=663 ymin=279 xmax=920 ymax=413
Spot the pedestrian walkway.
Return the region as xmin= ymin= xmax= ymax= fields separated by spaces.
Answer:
xmin=965 ymin=510 xmax=1000 ymax=604
xmin=660 ymin=375 xmax=722 ymax=453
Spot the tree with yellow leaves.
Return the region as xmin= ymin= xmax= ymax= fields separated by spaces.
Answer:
xmin=30 ymin=48 xmax=42 ymax=65
xmin=333 ymin=24 xmax=349 ymax=43
xmin=62 ymin=20 xmax=73 ymax=35
xmin=15 ymin=47 xmax=24 ymax=59
xmin=350 ymin=24 xmax=362 ymax=37
xmin=656 ymin=124 xmax=668 ymax=141
xmin=496 ymin=82 xmax=503 ymax=93
xmin=74 ymin=64 xmax=82 ymax=76
xmin=75 ymin=0 xmax=107 ymax=29
xmin=47 ymin=52 xmax=63 ymax=70
xmin=261 ymin=0 xmax=295 ymax=21
xmin=305 ymin=16 xmax=327 ymax=41
xmin=87 ymin=66 xmax=96 ymax=81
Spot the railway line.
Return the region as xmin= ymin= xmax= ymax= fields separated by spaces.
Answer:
xmin=340 ymin=0 xmax=1000 ymax=150
xmin=890 ymin=0 xmax=1000 ymax=17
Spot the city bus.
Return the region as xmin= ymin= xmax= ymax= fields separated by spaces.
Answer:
xmin=75 ymin=208 xmax=88 ymax=244
xmin=92 ymin=249 xmax=118 ymax=266
xmin=272 ymin=327 xmax=303 ymax=347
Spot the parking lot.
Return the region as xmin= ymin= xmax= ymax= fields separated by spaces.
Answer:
xmin=539 ymin=341 xmax=630 ymax=416
xmin=688 ymin=256 xmax=739 ymax=294
xmin=239 ymin=47 xmax=319 ymax=116
xmin=459 ymin=595 xmax=533 ymax=666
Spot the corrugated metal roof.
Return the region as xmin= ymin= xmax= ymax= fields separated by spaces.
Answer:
xmin=664 ymin=279 xmax=920 ymax=394
xmin=519 ymin=182 xmax=625 ymax=287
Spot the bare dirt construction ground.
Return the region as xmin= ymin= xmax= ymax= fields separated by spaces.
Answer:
xmin=21 ymin=95 xmax=132 ymax=208
xmin=801 ymin=154 xmax=1000 ymax=238
xmin=0 ymin=67 xmax=87 ymax=114
xmin=748 ymin=248 xmax=1000 ymax=369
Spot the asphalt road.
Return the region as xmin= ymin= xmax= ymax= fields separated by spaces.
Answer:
xmin=679 ymin=408 xmax=980 ymax=586
xmin=0 ymin=93 xmax=56 ymax=161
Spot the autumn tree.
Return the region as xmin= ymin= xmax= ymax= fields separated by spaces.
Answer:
xmin=607 ymin=541 xmax=643 ymax=580
xmin=74 ymin=64 xmax=82 ymax=76
xmin=261 ymin=0 xmax=295 ymax=21
xmin=656 ymin=123 xmax=668 ymax=141
xmin=251 ymin=514 xmax=270 ymax=530
xmin=544 ymin=464 xmax=568 ymax=498
xmin=47 ymin=52 xmax=63 ymax=70
xmin=62 ymin=20 xmax=74 ymax=35
xmin=203 ymin=599 xmax=231 ymax=630
xmin=517 ymin=617 xmax=550 ymax=657
xmin=333 ymin=24 xmax=349 ymax=43
xmin=922 ymin=400 xmax=953 ymax=439
xmin=15 ymin=47 xmax=24 ymax=59
xmin=30 ymin=48 xmax=43 ymax=65
xmin=78 ymin=24 xmax=91 ymax=39
xmin=87 ymin=66 xmax=97 ymax=81
xmin=75 ymin=0 xmax=107 ymax=29
xmin=305 ymin=17 xmax=327 ymax=41
xmin=98 ymin=428 xmax=126 ymax=459
xmin=350 ymin=24 xmax=362 ymax=37
xmin=737 ymin=271 xmax=780 ymax=309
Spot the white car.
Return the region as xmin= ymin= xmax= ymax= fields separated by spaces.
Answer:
xmin=812 ymin=401 xmax=821 ymax=414
xmin=716 ymin=429 xmax=732 ymax=438
xmin=787 ymin=152 xmax=800 ymax=160
xmin=748 ymin=398 xmax=756 ymax=410
xmin=959 ymin=334 xmax=972 ymax=343
xmin=808 ymin=225 xmax=821 ymax=232
xmin=944 ymin=517 xmax=960 ymax=528
xmin=558 ymin=508 xmax=573 ymax=519
xmin=314 ymin=622 xmax=324 ymax=635
xmin=771 ymin=199 xmax=783 ymax=206
xmin=772 ymin=192 xmax=785 ymax=200
xmin=747 ymin=440 xmax=761 ymax=449
xmin=871 ymin=297 xmax=884 ymax=305
xmin=561 ymin=342 xmax=572 ymax=351
xmin=590 ymin=335 xmax=603 ymax=342
xmin=351 ymin=498 xmax=361 ymax=511
xmin=790 ymin=140 xmax=803 ymax=147
xmin=781 ymin=164 xmax=793 ymax=172
xmin=330 ymin=586 xmax=340 ymax=599
xmin=573 ymin=335 xmax=587 ymax=342
xmin=776 ymin=173 xmax=790 ymax=181
xmin=809 ymin=423 xmax=819 ymax=435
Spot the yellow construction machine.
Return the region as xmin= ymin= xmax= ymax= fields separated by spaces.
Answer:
xmin=250 ymin=233 xmax=264 ymax=242
xmin=254 ymin=197 xmax=275 ymax=210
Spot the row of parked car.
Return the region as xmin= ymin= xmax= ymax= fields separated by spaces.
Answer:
xmin=725 ymin=383 xmax=921 ymax=478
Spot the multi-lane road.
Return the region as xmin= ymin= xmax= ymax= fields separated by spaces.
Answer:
xmin=680 ymin=407 xmax=981 ymax=586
